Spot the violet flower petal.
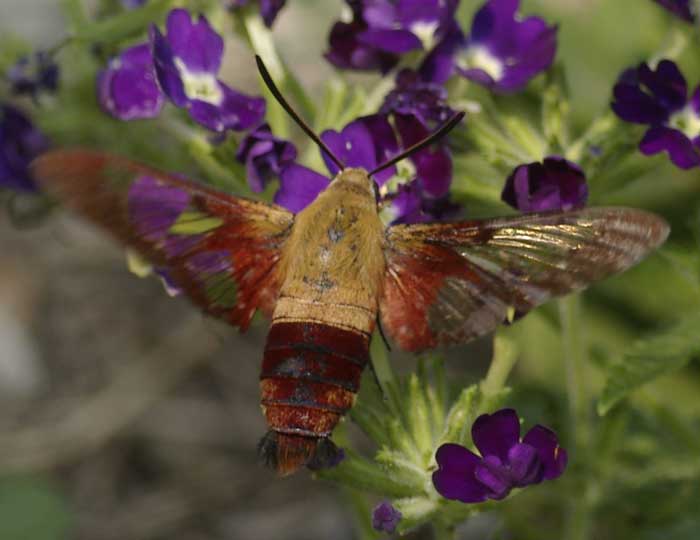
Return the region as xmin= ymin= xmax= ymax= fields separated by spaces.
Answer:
xmin=502 ymin=157 xmax=588 ymax=213
xmin=639 ymin=125 xmax=700 ymax=169
xmin=321 ymin=120 xmax=378 ymax=176
xmin=394 ymin=113 xmax=452 ymax=197
xmin=358 ymin=28 xmax=423 ymax=54
xmin=522 ymin=425 xmax=568 ymax=480
xmin=0 ymin=104 xmax=49 ymax=192
xmin=432 ymin=443 xmax=489 ymax=503
xmin=150 ymin=24 xmax=189 ymax=107
xmin=457 ymin=0 xmax=557 ymax=93
xmin=360 ymin=114 xmax=399 ymax=185
xmin=612 ymin=81 xmax=670 ymax=125
xmin=165 ymin=8 xmax=224 ymax=73
xmin=474 ymin=454 xmax=512 ymax=499
xmin=275 ymin=164 xmax=329 ymax=212
xmin=98 ymin=43 xmax=164 ymax=120
xmin=507 ymin=442 xmax=543 ymax=486
xmin=236 ymin=123 xmax=297 ymax=192
xmin=188 ymin=82 xmax=265 ymax=132
xmin=325 ymin=20 xmax=399 ymax=73
xmin=419 ymin=22 xmax=464 ymax=84
xmin=471 ymin=408 xmax=521 ymax=463
xmin=638 ymin=60 xmax=687 ymax=113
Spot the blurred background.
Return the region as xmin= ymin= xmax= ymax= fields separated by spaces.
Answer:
xmin=1 ymin=1 xmax=700 ymax=539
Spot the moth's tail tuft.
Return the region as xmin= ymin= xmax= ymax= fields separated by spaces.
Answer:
xmin=257 ymin=431 xmax=342 ymax=476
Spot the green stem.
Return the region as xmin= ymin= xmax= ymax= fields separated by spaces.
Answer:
xmin=650 ymin=26 xmax=688 ymax=65
xmin=343 ymin=489 xmax=380 ymax=540
xmin=239 ymin=11 xmax=315 ymax=135
xmin=480 ymin=335 xmax=518 ymax=401
xmin=559 ymin=295 xmax=593 ymax=540
xmin=161 ymin=115 xmax=246 ymax=193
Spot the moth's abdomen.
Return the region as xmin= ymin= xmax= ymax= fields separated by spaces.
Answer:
xmin=260 ymin=321 xmax=370 ymax=475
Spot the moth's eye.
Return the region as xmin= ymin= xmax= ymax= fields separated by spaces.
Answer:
xmin=372 ymin=181 xmax=380 ymax=202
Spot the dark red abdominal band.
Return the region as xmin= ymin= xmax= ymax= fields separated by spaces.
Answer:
xmin=258 ymin=321 xmax=370 ymax=473
xmin=261 ymin=322 xmax=370 ymax=438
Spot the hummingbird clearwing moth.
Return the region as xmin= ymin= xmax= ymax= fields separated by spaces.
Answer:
xmin=30 ymin=56 xmax=669 ymax=476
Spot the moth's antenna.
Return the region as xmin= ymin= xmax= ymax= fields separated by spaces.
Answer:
xmin=368 ymin=111 xmax=465 ymax=177
xmin=255 ymin=55 xmax=345 ymax=171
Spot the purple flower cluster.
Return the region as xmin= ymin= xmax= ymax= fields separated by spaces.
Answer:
xmin=274 ymin=69 xmax=461 ymax=223
xmin=0 ymin=104 xmax=49 ymax=192
xmin=99 ymin=9 xmax=265 ymax=133
xmin=226 ymin=0 xmax=287 ymax=27
xmin=433 ymin=409 xmax=567 ymax=503
xmin=612 ymin=60 xmax=700 ymax=169
xmin=502 ymin=157 xmax=588 ymax=213
xmin=235 ymin=123 xmax=297 ymax=192
xmin=653 ymin=0 xmax=695 ymax=22
xmin=325 ymin=0 xmax=457 ymax=73
xmin=6 ymin=51 xmax=59 ymax=99
xmin=326 ymin=0 xmax=557 ymax=94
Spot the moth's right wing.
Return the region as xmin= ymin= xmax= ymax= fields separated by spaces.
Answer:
xmin=32 ymin=149 xmax=295 ymax=330
xmin=380 ymin=208 xmax=669 ymax=351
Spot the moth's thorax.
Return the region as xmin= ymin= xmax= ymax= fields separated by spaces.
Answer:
xmin=274 ymin=168 xmax=385 ymax=334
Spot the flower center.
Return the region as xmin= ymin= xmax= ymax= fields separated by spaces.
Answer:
xmin=410 ymin=20 xmax=439 ymax=50
xmin=379 ymin=159 xmax=416 ymax=197
xmin=456 ymin=45 xmax=504 ymax=81
xmin=174 ymin=58 xmax=223 ymax=105
xmin=669 ymin=105 xmax=700 ymax=140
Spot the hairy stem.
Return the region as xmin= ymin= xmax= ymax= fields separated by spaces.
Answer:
xmin=559 ymin=295 xmax=593 ymax=540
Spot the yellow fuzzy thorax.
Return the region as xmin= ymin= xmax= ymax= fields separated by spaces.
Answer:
xmin=273 ymin=168 xmax=386 ymax=334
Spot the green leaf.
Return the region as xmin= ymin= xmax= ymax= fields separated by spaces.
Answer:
xmin=598 ymin=311 xmax=700 ymax=415
xmin=0 ymin=476 xmax=73 ymax=540
xmin=438 ymin=385 xmax=479 ymax=448
xmin=317 ymin=451 xmax=424 ymax=498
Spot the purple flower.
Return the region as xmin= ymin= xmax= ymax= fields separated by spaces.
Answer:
xmin=235 ymin=123 xmax=297 ymax=192
xmin=433 ymin=408 xmax=567 ymax=503
xmin=150 ymin=8 xmax=265 ymax=132
xmin=501 ymin=157 xmax=588 ymax=213
xmin=6 ymin=51 xmax=59 ymax=99
xmin=97 ymin=43 xmax=164 ymax=121
xmin=325 ymin=0 xmax=458 ymax=72
xmin=653 ymin=0 xmax=695 ymax=22
xmin=380 ymin=68 xmax=454 ymax=129
xmin=325 ymin=3 xmax=400 ymax=72
xmin=320 ymin=113 xmax=399 ymax=185
xmin=381 ymin=179 xmax=461 ymax=224
xmin=421 ymin=0 xmax=557 ymax=92
xmin=225 ymin=0 xmax=287 ymax=27
xmin=372 ymin=501 xmax=402 ymax=533
xmin=274 ymin=113 xmax=459 ymax=223
xmin=612 ymin=60 xmax=700 ymax=169
xmin=378 ymin=69 xmax=456 ymax=206
xmin=0 ymin=104 xmax=50 ymax=192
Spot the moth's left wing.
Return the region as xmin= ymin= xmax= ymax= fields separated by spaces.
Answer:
xmin=32 ymin=149 xmax=294 ymax=331
xmin=380 ymin=208 xmax=669 ymax=352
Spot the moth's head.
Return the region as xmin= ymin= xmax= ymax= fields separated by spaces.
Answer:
xmin=333 ymin=167 xmax=375 ymax=195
